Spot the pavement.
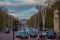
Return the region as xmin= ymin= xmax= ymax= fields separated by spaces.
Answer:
xmin=0 ymin=31 xmax=13 ymax=40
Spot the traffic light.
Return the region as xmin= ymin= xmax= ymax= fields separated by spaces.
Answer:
xmin=20 ymin=24 xmax=21 ymax=27
xmin=13 ymin=20 xmax=19 ymax=31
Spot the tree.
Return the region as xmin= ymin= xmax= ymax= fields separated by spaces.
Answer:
xmin=45 ymin=0 xmax=60 ymax=29
xmin=0 ymin=6 xmax=16 ymax=31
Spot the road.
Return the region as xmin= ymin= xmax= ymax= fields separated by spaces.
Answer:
xmin=15 ymin=34 xmax=59 ymax=40
xmin=15 ymin=38 xmax=58 ymax=40
xmin=0 ymin=31 xmax=13 ymax=40
xmin=15 ymin=38 xmax=37 ymax=40
xmin=0 ymin=31 xmax=60 ymax=40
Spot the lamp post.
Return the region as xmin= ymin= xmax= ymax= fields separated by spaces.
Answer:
xmin=38 ymin=0 xmax=53 ymax=30
xmin=42 ymin=6 xmax=46 ymax=30
xmin=39 ymin=5 xmax=46 ymax=30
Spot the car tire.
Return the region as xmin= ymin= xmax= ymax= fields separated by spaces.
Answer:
xmin=20 ymin=36 xmax=28 ymax=39
xmin=16 ymin=36 xmax=20 ymax=38
xmin=25 ymin=36 xmax=28 ymax=39
xmin=48 ymin=36 xmax=55 ymax=39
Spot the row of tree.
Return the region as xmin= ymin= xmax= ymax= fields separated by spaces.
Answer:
xmin=0 ymin=6 xmax=19 ymax=31
xmin=27 ymin=1 xmax=60 ymax=30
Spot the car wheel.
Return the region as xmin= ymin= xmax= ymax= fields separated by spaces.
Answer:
xmin=25 ymin=36 xmax=28 ymax=39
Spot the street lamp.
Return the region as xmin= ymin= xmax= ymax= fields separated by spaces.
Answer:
xmin=39 ymin=6 xmax=46 ymax=30
xmin=38 ymin=0 xmax=54 ymax=30
xmin=36 ymin=4 xmax=46 ymax=30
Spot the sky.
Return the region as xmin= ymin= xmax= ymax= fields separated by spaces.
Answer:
xmin=0 ymin=0 xmax=46 ymax=19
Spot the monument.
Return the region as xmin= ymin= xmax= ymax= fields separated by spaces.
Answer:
xmin=54 ymin=9 xmax=59 ymax=32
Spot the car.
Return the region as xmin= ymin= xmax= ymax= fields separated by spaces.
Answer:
xmin=4 ymin=27 xmax=10 ymax=33
xmin=39 ymin=30 xmax=47 ymax=38
xmin=33 ymin=28 xmax=39 ymax=34
xmin=16 ymin=31 xmax=29 ymax=39
xmin=39 ymin=32 xmax=42 ymax=38
xmin=16 ymin=31 xmax=22 ymax=38
xmin=21 ymin=31 xmax=29 ymax=39
xmin=29 ymin=30 xmax=38 ymax=38
xmin=24 ymin=26 xmax=30 ymax=34
xmin=58 ymin=33 xmax=60 ymax=39
xmin=57 ymin=32 xmax=60 ymax=39
xmin=47 ymin=30 xmax=56 ymax=39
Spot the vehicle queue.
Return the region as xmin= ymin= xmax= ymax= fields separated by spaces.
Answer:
xmin=16 ymin=27 xmax=57 ymax=39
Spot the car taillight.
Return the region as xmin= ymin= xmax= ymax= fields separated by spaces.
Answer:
xmin=37 ymin=32 xmax=39 ymax=34
xmin=36 ymin=32 xmax=39 ymax=35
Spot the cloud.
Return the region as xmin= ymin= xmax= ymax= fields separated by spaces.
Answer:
xmin=0 ymin=0 xmax=46 ymax=6
xmin=0 ymin=2 xmax=39 ymax=6
xmin=0 ymin=2 xmax=12 ymax=6
xmin=9 ymin=14 xmax=16 ymax=16
xmin=8 ymin=7 xmax=39 ymax=19
xmin=7 ymin=6 xmax=38 ymax=13
xmin=0 ymin=0 xmax=46 ymax=19
xmin=8 ymin=10 xmax=16 ymax=12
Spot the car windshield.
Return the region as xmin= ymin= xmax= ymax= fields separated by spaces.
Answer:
xmin=22 ymin=32 xmax=28 ymax=35
xmin=48 ymin=31 xmax=54 ymax=35
xmin=33 ymin=29 xmax=38 ymax=32
xmin=5 ymin=28 xmax=8 ymax=30
xmin=30 ymin=31 xmax=36 ymax=35
xmin=16 ymin=31 xmax=22 ymax=35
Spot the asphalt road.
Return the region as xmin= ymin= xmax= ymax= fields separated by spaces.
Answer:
xmin=15 ymin=38 xmax=58 ymax=40
xmin=0 ymin=31 xmax=60 ymax=40
xmin=15 ymin=35 xmax=60 ymax=40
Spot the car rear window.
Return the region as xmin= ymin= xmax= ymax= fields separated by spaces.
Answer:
xmin=48 ymin=31 xmax=54 ymax=35
xmin=41 ymin=31 xmax=47 ymax=35
xmin=22 ymin=32 xmax=28 ymax=35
